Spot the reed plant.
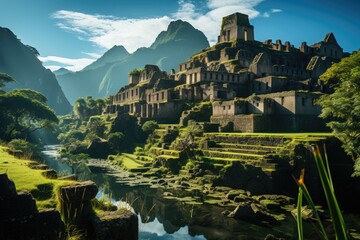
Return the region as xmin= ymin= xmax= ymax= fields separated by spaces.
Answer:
xmin=294 ymin=144 xmax=349 ymax=240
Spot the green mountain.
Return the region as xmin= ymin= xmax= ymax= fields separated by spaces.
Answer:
xmin=0 ymin=27 xmax=72 ymax=115
xmin=82 ymin=45 xmax=129 ymax=71
xmin=57 ymin=20 xmax=209 ymax=103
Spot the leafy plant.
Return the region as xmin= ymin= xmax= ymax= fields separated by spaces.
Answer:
xmin=317 ymin=51 xmax=360 ymax=176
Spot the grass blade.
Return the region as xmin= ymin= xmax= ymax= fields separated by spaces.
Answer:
xmin=297 ymin=187 xmax=304 ymax=240
xmin=312 ymin=145 xmax=349 ymax=240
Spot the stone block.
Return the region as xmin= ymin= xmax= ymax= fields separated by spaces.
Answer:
xmin=59 ymin=181 xmax=98 ymax=202
xmin=0 ymin=173 xmax=16 ymax=198
xmin=91 ymin=209 xmax=138 ymax=240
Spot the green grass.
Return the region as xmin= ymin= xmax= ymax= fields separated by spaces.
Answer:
xmin=111 ymin=153 xmax=150 ymax=172
xmin=0 ymin=146 xmax=75 ymax=209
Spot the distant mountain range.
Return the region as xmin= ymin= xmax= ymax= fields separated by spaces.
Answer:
xmin=56 ymin=20 xmax=210 ymax=104
xmin=0 ymin=27 xmax=72 ymax=115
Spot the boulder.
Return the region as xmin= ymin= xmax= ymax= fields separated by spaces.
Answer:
xmin=234 ymin=194 xmax=252 ymax=203
xmin=59 ymin=181 xmax=98 ymax=202
xmin=0 ymin=173 xmax=16 ymax=198
xmin=0 ymin=174 xmax=65 ymax=240
xmin=91 ymin=209 xmax=138 ymax=240
xmin=41 ymin=169 xmax=58 ymax=179
xmin=59 ymin=181 xmax=98 ymax=227
xmin=0 ymin=209 xmax=65 ymax=240
xmin=0 ymin=191 xmax=37 ymax=219
xmin=228 ymin=203 xmax=276 ymax=223
xmin=29 ymin=164 xmax=49 ymax=170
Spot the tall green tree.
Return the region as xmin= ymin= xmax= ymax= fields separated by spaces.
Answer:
xmin=0 ymin=89 xmax=58 ymax=140
xmin=73 ymin=96 xmax=107 ymax=121
xmin=318 ymin=50 xmax=360 ymax=176
xmin=73 ymin=98 xmax=87 ymax=121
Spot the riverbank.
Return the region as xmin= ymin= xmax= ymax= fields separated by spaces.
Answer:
xmin=84 ymin=131 xmax=360 ymax=239
xmin=0 ymin=146 xmax=75 ymax=209
xmin=0 ymin=145 xmax=139 ymax=240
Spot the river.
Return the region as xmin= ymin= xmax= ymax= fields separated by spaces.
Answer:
xmin=41 ymin=145 xmax=360 ymax=240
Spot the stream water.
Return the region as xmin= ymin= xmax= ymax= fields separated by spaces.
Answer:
xmin=41 ymin=145 xmax=360 ymax=240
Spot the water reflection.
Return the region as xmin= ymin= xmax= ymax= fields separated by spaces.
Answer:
xmin=41 ymin=146 xmax=297 ymax=240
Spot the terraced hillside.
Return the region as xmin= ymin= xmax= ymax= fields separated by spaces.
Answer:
xmin=110 ymin=124 xmax=333 ymax=195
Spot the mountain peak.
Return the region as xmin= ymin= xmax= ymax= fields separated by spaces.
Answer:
xmin=82 ymin=45 xmax=129 ymax=71
xmin=150 ymin=20 xmax=209 ymax=50
xmin=53 ymin=67 xmax=72 ymax=76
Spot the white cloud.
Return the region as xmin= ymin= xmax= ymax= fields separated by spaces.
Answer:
xmin=82 ymin=52 xmax=102 ymax=59
xmin=53 ymin=0 xmax=269 ymax=52
xmin=262 ymin=12 xmax=270 ymax=18
xmin=271 ymin=8 xmax=282 ymax=13
xmin=38 ymin=55 xmax=96 ymax=72
xmin=52 ymin=10 xmax=172 ymax=53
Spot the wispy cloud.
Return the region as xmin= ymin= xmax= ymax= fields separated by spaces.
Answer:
xmin=52 ymin=10 xmax=172 ymax=53
xmin=271 ymin=8 xmax=282 ymax=13
xmin=38 ymin=55 xmax=96 ymax=71
xmin=82 ymin=52 xmax=102 ymax=59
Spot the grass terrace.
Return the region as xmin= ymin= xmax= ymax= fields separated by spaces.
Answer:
xmin=0 ymin=146 xmax=75 ymax=210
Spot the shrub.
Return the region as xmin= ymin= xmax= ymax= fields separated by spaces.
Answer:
xmin=108 ymin=132 xmax=125 ymax=153
xmin=141 ymin=120 xmax=159 ymax=134
xmin=7 ymin=139 xmax=41 ymax=159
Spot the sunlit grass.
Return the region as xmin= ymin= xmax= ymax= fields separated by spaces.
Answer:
xmin=0 ymin=146 xmax=75 ymax=209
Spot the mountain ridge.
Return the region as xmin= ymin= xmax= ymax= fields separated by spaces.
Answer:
xmin=57 ymin=20 xmax=209 ymax=103
xmin=0 ymin=26 xmax=72 ymax=114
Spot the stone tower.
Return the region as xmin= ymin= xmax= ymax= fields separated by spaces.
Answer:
xmin=218 ymin=12 xmax=254 ymax=43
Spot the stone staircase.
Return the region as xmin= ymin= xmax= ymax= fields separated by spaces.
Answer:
xmin=197 ymin=133 xmax=329 ymax=174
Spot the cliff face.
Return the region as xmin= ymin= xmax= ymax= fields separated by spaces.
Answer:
xmin=57 ymin=20 xmax=210 ymax=103
xmin=0 ymin=27 xmax=72 ymax=114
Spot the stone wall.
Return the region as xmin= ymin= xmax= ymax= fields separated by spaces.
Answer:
xmin=211 ymin=114 xmax=328 ymax=132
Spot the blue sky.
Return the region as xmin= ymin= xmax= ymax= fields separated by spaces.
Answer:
xmin=1 ymin=0 xmax=359 ymax=71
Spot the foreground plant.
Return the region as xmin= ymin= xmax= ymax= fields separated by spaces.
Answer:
xmin=295 ymin=145 xmax=349 ymax=240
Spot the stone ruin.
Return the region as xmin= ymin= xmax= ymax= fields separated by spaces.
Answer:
xmin=106 ymin=12 xmax=347 ymax=132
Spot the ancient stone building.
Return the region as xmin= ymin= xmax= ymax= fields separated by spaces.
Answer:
xmin=107 ymin=12 xmax=346 ymax=132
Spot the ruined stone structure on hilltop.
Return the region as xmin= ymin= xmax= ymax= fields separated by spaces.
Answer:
xmin=107 ymin=12 xmax=346 ymax=132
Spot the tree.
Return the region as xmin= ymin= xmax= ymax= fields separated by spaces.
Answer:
xmin=87 ymin=116 xmax=106 ymax=138
xmin=108 ymin=132 xmax=125 ymax=153
xmin=0 ymin=72 xmax=15 ymax=92
xmin=317 ymin=50 xmax=360 ymax=176
xmin=0 ymin=89 xmax=58 ymax=140
xmin=73 ymin=98 xmax=87 ymax=121
xmin=73 ymin=96 xmax=108 ymax=121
